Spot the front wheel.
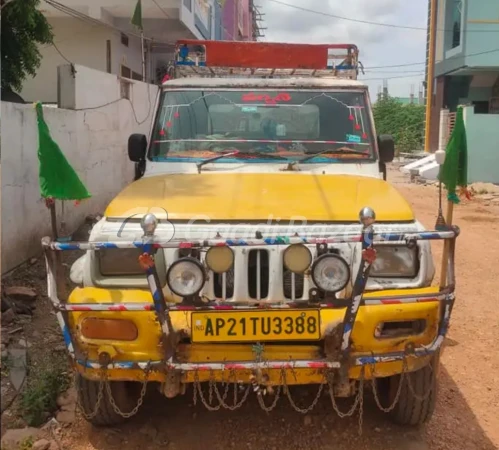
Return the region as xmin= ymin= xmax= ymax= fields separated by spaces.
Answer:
xmin=76 ymin=374 xmax=144 ymax=426
xmin=376 ymin=354 xmax=439 ymax=426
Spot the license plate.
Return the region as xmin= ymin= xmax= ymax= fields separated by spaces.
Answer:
xmin=191 ymin=310 xmax=321 ymax=343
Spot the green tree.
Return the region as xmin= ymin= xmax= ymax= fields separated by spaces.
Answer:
xmin=373 ymin=95 xmax=425 ymax=153
xmin=1 ymin=0 xmax=53 ymax=93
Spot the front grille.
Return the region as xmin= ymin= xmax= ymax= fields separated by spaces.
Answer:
xmin=283 ymin=269 xmax=304 ymax=299
xmin=214 ymin=267 xmax=235 ymax=299
xmin=248 ymin=249 xmax=269 ymax=299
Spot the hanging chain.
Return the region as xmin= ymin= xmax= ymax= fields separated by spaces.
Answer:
xmin=357 ymin=377 xmax=364 ymax=436
xmin=283 ymin=368 xmax=325 ymax=414
xmin=327 ymin=366 xmax=365 ymax=418
xmin=405 ymin=357 xmax=435 ymax=402
xmin=371 ymin=357 xmax=407 ymax=413
xmin=76 ymin=368 xmax=106 ymax=420
xmin=193 ymin=369 xmax=224 ymax=411
xmin=187 ymin=351 xmax=436 ymax=427
xmin=213 ymin=370 xmax=252 ymax=411
xmin=106 ymin=368 xmax=149 ymax=418
xmin=256 ymin=369 xmax=283 ymax=412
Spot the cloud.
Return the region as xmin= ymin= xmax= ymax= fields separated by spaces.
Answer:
xmin=260 ymin=0 xmax=428 ymax=98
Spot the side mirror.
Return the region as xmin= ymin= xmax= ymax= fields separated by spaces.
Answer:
xmin=128 ymin=134 xmax=147 ymax=162
xmin=379 ymin=162 xmax=387 ymax=181
xmin=378 ymin=134 xmax=395 ymax=163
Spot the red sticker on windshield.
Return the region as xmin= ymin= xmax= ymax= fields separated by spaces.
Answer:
xmin=241 ymin=92 xmax=291 ymax=105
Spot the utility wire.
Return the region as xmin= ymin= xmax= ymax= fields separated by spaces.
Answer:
xmin=150 ymin=0 xmax=171 ymax=19
xmin=51 ymin=41 xmax=73 ymax=65
xmin=363 ymin=70 xmax=427 ymax=74
xmin=363 ymin=47 xmax=499 ymax=70
xmin=267 ymin=0 xmax=499 ymax=33
xmin=41 ymin=0 xmax=499 ymax=79
xmin=44 ymin=0 xmax=153 ymax=42
xmin=361 ymin=73 xmax=425 ymax=81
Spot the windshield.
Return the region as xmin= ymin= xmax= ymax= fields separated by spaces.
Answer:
xmin=149 ymin=90 xmax=375 ymax=164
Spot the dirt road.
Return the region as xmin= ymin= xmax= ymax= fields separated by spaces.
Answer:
xmin=5 ymin=170 xmax=499 ymax=450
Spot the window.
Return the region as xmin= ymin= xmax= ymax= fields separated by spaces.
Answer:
xmin=149 ymin=90 xmax=375 ymax=164
xmin=106 ymin=40 xmax=111 ymax=73
xmin=451 ymin=0 xmax=463 ymax=49
xmin=121 ymin=33 xmax=129 ymax=47
xmin=131 ymin=71 xmax=143 ymax=81
xmin=183 ymin=0 xmax=192 ymax=11
xmin=120 ymin=65 xmax=131 ymax=79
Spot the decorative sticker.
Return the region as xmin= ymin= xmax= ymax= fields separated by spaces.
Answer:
xmin=241 ymin=92 xmax=292 ymax=104
xmin=346 ymin=134 xmax=361 ymax=143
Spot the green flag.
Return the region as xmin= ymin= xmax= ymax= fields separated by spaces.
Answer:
xmin=131 ymin=0 xmax=143 ymax=30
xmin=439 ymin=106 xmax=468 ymax=204
xmin=36 ymin=102 xmax=91 ymax=201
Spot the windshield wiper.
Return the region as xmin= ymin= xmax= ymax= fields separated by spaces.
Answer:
xmin=197 ymin=151 xmax=288 ymax=173
xmin=197 ymin=151 xmax=239 ymax=173
xmin=285 ymin=148 xmax=369 ymax=170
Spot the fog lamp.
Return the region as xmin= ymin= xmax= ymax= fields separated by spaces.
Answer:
xmin=205 ymin=246 xmax=234 ymax=273
xmin=283 ymin=244 xmax=312 ymax=273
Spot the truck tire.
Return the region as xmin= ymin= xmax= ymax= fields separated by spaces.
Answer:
xmin=76 ymin=374 xmax=143 ymax=426
xmin=380 ymin=354 xmax=439 ymax=426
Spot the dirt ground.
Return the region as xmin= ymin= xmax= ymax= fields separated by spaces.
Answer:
xmin=2 ymin=166 xmax=499 ymax=450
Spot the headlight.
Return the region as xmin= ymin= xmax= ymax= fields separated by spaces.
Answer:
xmin=166 ymin=257 xmax=206 ymax=297
xmin=283 ymin=244 xmax=312 ymax=273
xmin=98 ymin=248 xmax=144 ymax=276
xmin=205 ymin=246 xmax=234 ymax=273
xmin=371 ymin=245 xmax=418 ymax=278
xmin=311 ymin=254 xmax=350 ymax=293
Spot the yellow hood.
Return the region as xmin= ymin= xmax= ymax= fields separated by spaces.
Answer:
xmin=105 ymin=173 xmax=414 ymax=222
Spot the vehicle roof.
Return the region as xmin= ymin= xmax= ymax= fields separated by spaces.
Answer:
xmin=162 ymin=77 xmax=368 ymax=90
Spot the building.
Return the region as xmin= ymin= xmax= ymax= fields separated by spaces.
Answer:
xmin=20 ymin=0 xmax=263 ymax=103
xmin=375 ymin=82 xmax=424 ymax=105
xmin=427 ymin=0 xmax=499 ymax=153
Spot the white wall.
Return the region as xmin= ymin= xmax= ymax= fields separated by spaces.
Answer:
xmin=464 ymin=106 xmax=499 ymax=184
xmin=111 ymin=31 xmax=144 ymax=79
xmin=2 ymin=65 xmax=159 ymax=273
xmin=20 ymin=18 xmax=144 ymax=103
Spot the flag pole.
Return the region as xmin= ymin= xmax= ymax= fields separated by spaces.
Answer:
xmin=439 ymin=105 xmax=467 ymax=288
xmin=439 ymin=200 xmax=454 ymax=288
xmin=141 ymin=30 xmax=146 ymax=81
xmin=49 ymin=202 xmax=58 ymax=239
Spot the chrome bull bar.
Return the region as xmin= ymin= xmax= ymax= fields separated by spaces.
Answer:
xmin=41 ymin=221 xmax=459 ymax=378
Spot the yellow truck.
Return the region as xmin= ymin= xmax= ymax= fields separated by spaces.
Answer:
xmin=43 ymin=40 xmax=459 ymax=428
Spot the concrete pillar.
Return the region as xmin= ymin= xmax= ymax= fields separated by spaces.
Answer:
xmin=438 ymin=108 xmax=450 ymax=151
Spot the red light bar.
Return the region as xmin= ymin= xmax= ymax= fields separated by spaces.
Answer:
xmin=175 ymin=40 xmax=358 ymax=70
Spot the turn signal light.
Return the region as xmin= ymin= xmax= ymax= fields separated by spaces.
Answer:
xmin=80 ymin=318 xmax=138 ymax=341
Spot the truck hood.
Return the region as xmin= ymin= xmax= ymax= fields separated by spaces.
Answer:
xmin=104 ymin=173 xmax=414 ymax=222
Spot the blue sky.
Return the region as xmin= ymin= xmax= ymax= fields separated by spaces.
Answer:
xmin=259 ymin=0 xmax=428 ymax=99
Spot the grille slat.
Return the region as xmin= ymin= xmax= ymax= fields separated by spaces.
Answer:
xmin=248 ymin=249 xmax=269 ymax=299
xmin=283 ymin=269 xmax=305 ymax=299
xmin=214 ymin=267 xmax=234 ymax=299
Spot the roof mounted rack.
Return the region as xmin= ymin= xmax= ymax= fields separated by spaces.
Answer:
xmin=173 ymin=40 xmax=359 ymax=80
